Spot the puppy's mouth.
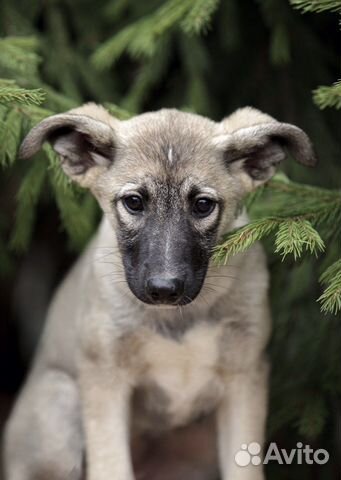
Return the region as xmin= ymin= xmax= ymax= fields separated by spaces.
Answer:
xmin=145 ymin=296 xmax=196 ymax=307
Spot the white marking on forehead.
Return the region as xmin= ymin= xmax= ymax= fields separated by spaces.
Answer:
xmin=168 ymin=147 xmax=173 ymax=164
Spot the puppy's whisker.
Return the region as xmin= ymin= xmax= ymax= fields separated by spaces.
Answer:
xmin=206 ymin=274 xmax=237 ymax=280
xmin=208 ymin=264 xmax=240 ymax=270
xmin=203 ymin=283 xmax=229 ymax=293
xmin=197 ymin=292 xmax=210 ymax=307
xmin=94 ymin=252 xmax=117 ymax=260
xmin=95 ymin=260 xmax=124 ymax=268
xmin=177 ymin=305 xmax=185 ymax=323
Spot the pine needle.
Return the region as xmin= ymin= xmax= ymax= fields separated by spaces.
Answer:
xmin=212 ymin=218 xmax=279 ymax=264
xmin=290 ymin=0 xmax=341 ymax=13
xmin=0 ymin=109 xmax=23 ymax=167
xmin=181 ymin=0 xmax=221 ymax=35
xmin=10 ymin=155 xmax=47 ymax=251
xmin=274 ymin=220 xmax=325 ymax=260
xmin=318 ymin=260 xmax=341 ymax=314
xmin=313 ymin=81 xmax=341 ymax=110
xmin=92 ymin=0 xmax=194 ymax=69
xmin=0 ymin=37 xmax=41 ymax=79
xmin=0 ymin=86 xmax=45 ymax=106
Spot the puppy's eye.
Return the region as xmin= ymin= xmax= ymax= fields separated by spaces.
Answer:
xmin=123 ymin=195 xmax=144 ymax=214
xmin=192 ymin=198 xmax=216 ymax=218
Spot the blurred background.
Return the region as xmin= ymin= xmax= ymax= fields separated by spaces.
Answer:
xmin=0 ymin=0 xmax=340 ymax=478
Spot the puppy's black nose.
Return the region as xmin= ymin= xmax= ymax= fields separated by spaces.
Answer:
xmin=146 ymin=276 xmax=184 ymax=304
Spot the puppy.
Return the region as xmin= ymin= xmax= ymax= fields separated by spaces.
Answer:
xmin=3 ymin=105 xmax=316 ymax=480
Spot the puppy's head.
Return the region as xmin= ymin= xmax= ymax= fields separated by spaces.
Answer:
xmin=20 ymin=104 xmax=316 ymax=306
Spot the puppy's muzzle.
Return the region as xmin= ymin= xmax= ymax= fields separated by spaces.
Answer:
xmin=146 ymin=276 xmax=185 ymax=305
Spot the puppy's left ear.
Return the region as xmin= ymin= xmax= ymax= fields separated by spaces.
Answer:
xmin=216 ymin=107 xmax=317 ymax=192
xmin=19 ymin=104 xmax=117 ymax=187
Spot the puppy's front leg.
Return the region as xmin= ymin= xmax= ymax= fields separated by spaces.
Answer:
xmin=79 ymin=353 xmax=134 ymax=480
xmin=217 ymin=360 xmax=269 ymax=480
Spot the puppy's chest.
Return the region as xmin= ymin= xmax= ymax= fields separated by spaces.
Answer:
xmin=131 ymin=323 xmax=226 ymax=432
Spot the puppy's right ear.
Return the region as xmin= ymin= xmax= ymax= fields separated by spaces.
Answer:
xmin=20 ymin=110 xmax=116 ymax=186
xmin=215 ymin=107 xmax=316 ymax=194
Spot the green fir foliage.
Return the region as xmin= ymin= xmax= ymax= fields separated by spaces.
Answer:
xmin=313 ymin=81 xmax=341 ymax=110
xmin=319 ymin=260 xmax=341 ymax=314
xmin=290 ymin=0 xmax=341 ymax=13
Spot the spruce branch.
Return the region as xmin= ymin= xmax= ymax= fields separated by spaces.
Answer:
xmin=318 ymin=260 xmax=341 ymax=314
xmin=290 ymin=0 xmax=341 ymax=12
xmin=179 ymin=34 xmax=211 ymax=113
xmin=264 ymin=175 xmax=337 ymax=200
xmin=181 ymin=0 xmax=221 ymax=35
xmin=50 ymin=175 xmax=97 ymax=251
xmin=0 ymin=108 xmax=23 ymax=167
xmin=91 ymin=22 xmax=141 ymax=70
xmin=10 ymin=156 xmax=47 ymax=252
xmin=45 ymin=145 xmax=73 ymax=192
xmin=270 ymin=24 xmax=291 ymax=66
xmin=18 ymin=104 xmax=54 ymax=123
xmin=313 ymin=81 xmax=341 ymax=110
xmin=249 ymin=176 xmax=341 ymax=237
xmin=0 ymin=37 xmax=41 ymax=78
xmin=274 ymin=219 xmax=325 ymax=260
xmin=212 ymin=218 xmax=279 ymax=264
xmin=121 ymin=35 xmax=172 ymax=113
xmin=2 ymin=36 xmax=40 ymax=51
xmin=0 ymin=85 xmax=45 ymax=106
xmin=104 ymin=0 xmax=129 ymax=20
xmin=258 ymin=0 xmax=292 ymax=66
xmin=213 ymin=216 xmax=325 ymax=266
xmin=213 ymin=176 xmax=337 ymax=266
xmin=92 ymin=0 xmax=197 ymax=69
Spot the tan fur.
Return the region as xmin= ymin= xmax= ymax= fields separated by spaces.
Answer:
xmin=4 ymin=105 xmax=316 ymax=480
xmin=69 ymin=102 xmax=119 ymax=128
xmin=221 ymin=107 xmax=276 ymax=133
